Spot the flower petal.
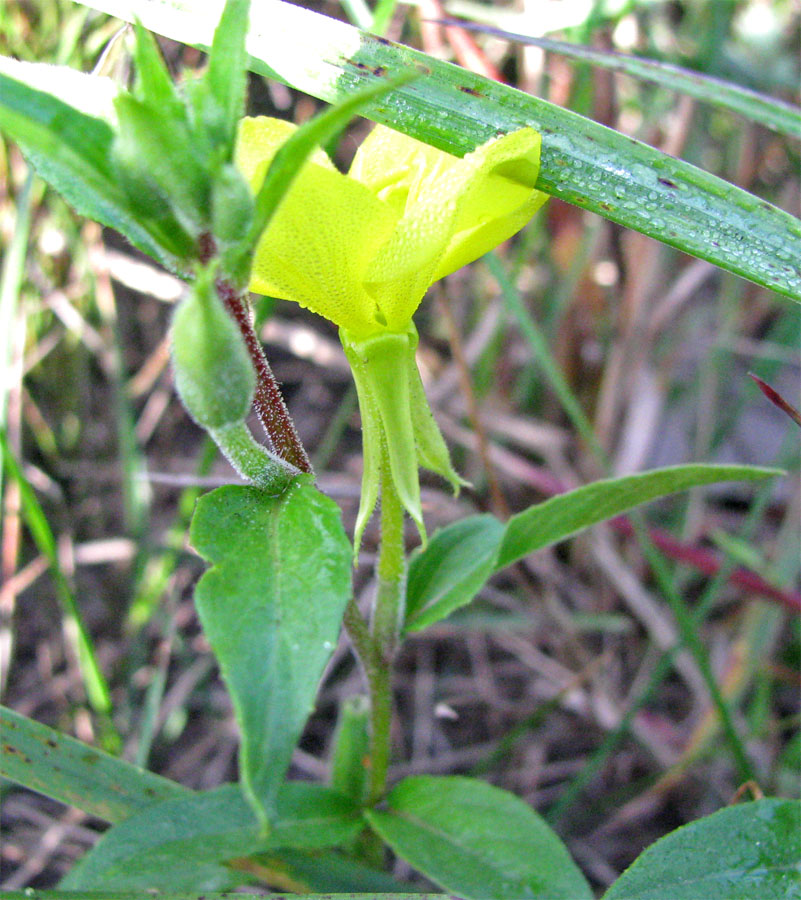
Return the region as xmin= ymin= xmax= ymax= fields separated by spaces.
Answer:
xmin=236 ymin=116 xmax=334 ymax=185
xmin=350 ymin=122 xmax=446 ymax=216
xmin=354 ymin=127 xmax=462 ymax=329
xmin=355 ymin=126 xmax=545 ymax=329
xmin=238 ymin=117 xmax=396 ymax=336
xmin=433 ymin=128 xmax=547 ymax=280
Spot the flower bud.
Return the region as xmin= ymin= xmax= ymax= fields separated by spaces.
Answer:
xmin=172 ymin=267 xmax=255 ymax=429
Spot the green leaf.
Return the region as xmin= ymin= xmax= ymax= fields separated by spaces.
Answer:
xmin=114 ymin=93 xmax=208 ymax=231
xmin=404 ymin=514 xmax=504 ymax=633
xmin=0 ymin=705 xmax=187 ymax=824
xmin=60 ymin=786 xmax=251 ymax=891
xmin=204 ymin=0 xmax=250 ymax=153
xmin=190 ymin=480 xmax=352 ymax=825
xmin=602 ymin=799 xmax=801 ymax=900
xmin=496 ymin=464 xmax=782 ymax=571
xmin=131 ymin=19 xmax=183 ymax=120
xmin=61 ymin=782 xmax=362 ymax=891
xmin=75 ymin=0 xmax=801 ymax=302
xmin=405 ymin=464 xmax=781 ymax=632
xmin=3 ymin=893 xmax=435 ymax=900
xmin=0 ymin=63 xmax=187 ymax=271
xmin=250 ymin=847 xmax=423 ymax=893
xmin=365 ymin=775 xmax=593 ymax=899
xmin=451 ymin=24 xmax=801 ymax=139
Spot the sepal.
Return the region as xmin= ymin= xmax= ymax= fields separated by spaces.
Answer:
xmin=344 ymin=339 xmax=383 ymax=558
xmin=407 ymin=350 xmax=469 ymax=495
xmin=212 ymin=162 xmax=255 ymax=246
xmin=341 ymin=323 xmax=464 ymax=557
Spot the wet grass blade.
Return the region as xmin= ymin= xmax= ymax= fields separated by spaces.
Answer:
xmin=442 ymin=20 xmax=801 ymax=139
xmin=74 ymin=0 xmax=801 ymax=302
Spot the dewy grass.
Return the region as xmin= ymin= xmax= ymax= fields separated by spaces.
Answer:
xmin=1 ymin=0 xmax=799 ymax=895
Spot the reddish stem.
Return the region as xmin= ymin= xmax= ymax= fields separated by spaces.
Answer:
xmin=609 ymin=517 xmax=801 ymax=614
xmin=198 ymin=232 xmax=312 ymax=474
xmin=216 ymin=279 xmax=312 ymax=473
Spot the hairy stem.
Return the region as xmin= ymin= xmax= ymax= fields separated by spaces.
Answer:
xmin=215 ymin=280 xmax=312 ymax=474
xmin=199 ymin=231 xmax=312 ymax=474
xmin=209 ymin=420 xmax=298 ymax=492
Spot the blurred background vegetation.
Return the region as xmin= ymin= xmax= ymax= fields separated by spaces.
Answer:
xmin=1 ymin=0 xmax=799 ymax=890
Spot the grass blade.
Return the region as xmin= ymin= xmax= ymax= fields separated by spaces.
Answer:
xmin=0 ymin=705 xmax=186 ymax=823
xmin=0 ymin=170 xmax=34 ymax=466
xmin=74 ymin=0 xmax=801 ymax=302
xmin=445 ymin=20 xmax=801 ymax=139
xmin=1 ymin=435 xmax=114 ymax=719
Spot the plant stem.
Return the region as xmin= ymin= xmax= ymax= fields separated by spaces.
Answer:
xmin=342 ymin=595 xmax=393 ymax=809
xmin=210 ymin=420 xmax=298 ymax=492
xmin=372 ymin=455 xmax=407 ymax=657
xmin=215 ymin=279 xmax=312 ymax=474
xmin=366 ymin=448 xmax=407 ymax=804
xmin=199 ymin=231 xmax=312 ymax=474
xmin=343 ymin=442 xmax=408 ymax=807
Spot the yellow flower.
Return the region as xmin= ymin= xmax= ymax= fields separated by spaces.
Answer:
xmin=237 ymin=118 xmax=547 ymax=548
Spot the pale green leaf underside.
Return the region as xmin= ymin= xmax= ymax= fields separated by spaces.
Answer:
xmin=602 ymin=799 xmax=801 ymax=900
xmin=75 ymin=0 xmax=800 ymax=301
xmin=405 ymin=464 xmax=781 ymax=632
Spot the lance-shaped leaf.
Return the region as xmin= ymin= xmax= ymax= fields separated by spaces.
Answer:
xmin=189 ymin=480 xmax=352 ymax=826
xmin=405 ymin=464 xmax=781 ymax=632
